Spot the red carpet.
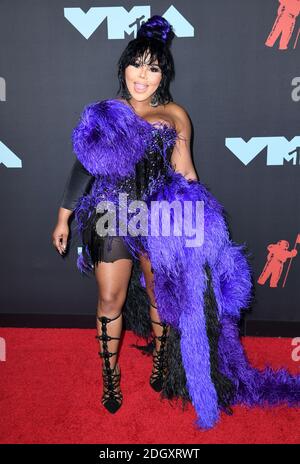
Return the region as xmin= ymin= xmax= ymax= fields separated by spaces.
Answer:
xmin=0 ymin=327 xmax=299 ymax=444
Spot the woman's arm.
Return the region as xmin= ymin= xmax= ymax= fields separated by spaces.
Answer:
xmin=52 ymin=159 xmax=94 ymax=255
xmin=170 ymin=105 xmax=198 ymax=181
xmin=60 ymin=158 xmax=94 ymax=212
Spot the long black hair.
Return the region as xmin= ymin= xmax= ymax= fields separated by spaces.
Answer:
xmin=116 ymin=16 xmax=175 ymax=105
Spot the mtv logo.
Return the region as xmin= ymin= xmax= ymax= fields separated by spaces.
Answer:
xmin=64 ymin=5 xmax=194 ymax=39
xmin=225 ymin=136 xmax=300 ymax=166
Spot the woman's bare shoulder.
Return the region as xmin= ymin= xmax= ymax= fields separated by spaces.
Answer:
xmin=166 ymin=101 xmax=190 ymax=118
xmin=165 ymin=101 xmax=191 ymax=131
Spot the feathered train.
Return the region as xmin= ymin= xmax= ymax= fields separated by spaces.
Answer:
xmin=71 ymin=99 xmax=300 ymax=429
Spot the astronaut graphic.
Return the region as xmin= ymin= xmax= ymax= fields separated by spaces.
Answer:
xmin=258 ymin=237 xmax=299 ymax=287
xmin=265 ymin=0 xmax=300 ymax=50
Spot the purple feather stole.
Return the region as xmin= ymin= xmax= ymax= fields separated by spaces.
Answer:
xmin=71 ymin=99 xmax=300 ymax=429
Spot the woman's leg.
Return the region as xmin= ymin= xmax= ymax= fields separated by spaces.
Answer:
xmin=94 ymin=238 xmax=133 ymax=412
xmin=139 ymin=252 xmax=170 ymax=391
xmin=95 ymin=258 xmax=133 ymax=367
xmin=139 ymin=252 xmax=169 ymax=349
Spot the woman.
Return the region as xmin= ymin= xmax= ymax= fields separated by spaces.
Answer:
xmin=52 ymin=16 xmax=300 ymax=430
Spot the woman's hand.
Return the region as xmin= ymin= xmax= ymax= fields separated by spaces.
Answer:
xmin=52 ymin=221 xmax=69 ymax=255
xmin=52 ymin=207 xmax=73 ymax=255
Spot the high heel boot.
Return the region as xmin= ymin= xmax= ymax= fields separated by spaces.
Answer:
xmin=96 ymin=312 xmax=123 ymax=413
xmin=149 ymin=316 xmax=169 ymax=393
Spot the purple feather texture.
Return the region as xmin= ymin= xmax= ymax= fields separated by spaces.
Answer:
xmin=72 ymin=99 xmax=153 ymax=178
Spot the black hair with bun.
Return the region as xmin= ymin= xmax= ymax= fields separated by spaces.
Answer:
xmin=116 ymin=15 xmax=175 ymax=105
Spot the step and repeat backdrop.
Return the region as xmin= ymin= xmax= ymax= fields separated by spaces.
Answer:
xmin=0 ymin=0 xmax=299 ymax=334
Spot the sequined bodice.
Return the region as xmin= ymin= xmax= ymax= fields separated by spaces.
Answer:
xmin=119 ymin=129 xmax=175 ymax=201
xmin=90 ymin=126 xmax=177 ymax=204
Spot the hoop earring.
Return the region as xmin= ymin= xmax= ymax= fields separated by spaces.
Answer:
xmin=150 ymin=92 xmax=159 ymax=107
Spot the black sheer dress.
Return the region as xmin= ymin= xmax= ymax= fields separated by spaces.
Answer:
xmin=60 ymin=158 xmax=133 ymax=262
xmin=60 ymin=128 xmax=174 ymax=265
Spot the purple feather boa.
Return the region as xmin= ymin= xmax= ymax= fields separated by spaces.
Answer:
xmin=72 ymin=98 xmax=300 ymax=429
xmin=72 ymin=99 xmax=154 ymax=178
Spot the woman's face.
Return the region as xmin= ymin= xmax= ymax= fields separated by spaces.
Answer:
xmin=124 ymin=51 xmax=162 ymax=102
